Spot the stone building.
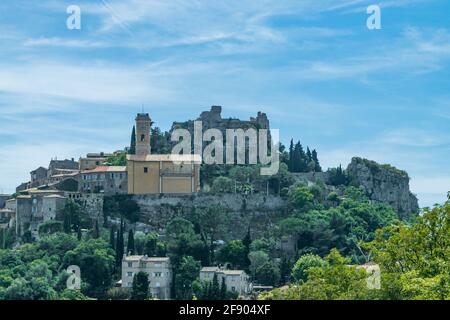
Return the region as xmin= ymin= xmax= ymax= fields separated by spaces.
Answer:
xmin=48 ymin=158 xmax=79 ymax=177
xmin=121 ymin=255 xmax=173 ymax=299
xmin=127 ymin=113 xmax=201 ymax=195
xmin=79 ymin=152 xmax=113 ymax=171
xmin=200 ymin=267 xmax=251 ymax=296
xmin=0 ymin=194 xmax=11 ymax=209
xmin=79 ymin=166 xmax=127 ymax=195
xmin=14 ymin=190 xmax=65 ymax=239
xmin=0 ymin=208 xmax=15 ymax=229
xmin=30 ymin=167 xmax=48 ymax=188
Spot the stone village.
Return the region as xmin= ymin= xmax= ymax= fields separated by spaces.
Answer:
xmin=0 ymin=106 xmax=419 ymax=299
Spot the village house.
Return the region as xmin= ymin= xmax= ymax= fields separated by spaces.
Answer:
xmin=127 ymin=113 xmax=201 ymax=194
xmin=13 ymin=190 xmax=66 ymax=239
xmin=79 ymin=152 xmax=114 ymax=171
xmin=79 ymin=166 xmax=127 ymax=195
xmin=0 ymin=194 xmax=11 ymax=209
xmin=121 ymin=255 xmax=173 ymax=299
xmin=200 ymin=267 xmax=251 ymax=296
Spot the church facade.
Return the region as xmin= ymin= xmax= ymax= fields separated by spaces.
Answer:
xmin=127 ymin=113 xmax=201 ymax=195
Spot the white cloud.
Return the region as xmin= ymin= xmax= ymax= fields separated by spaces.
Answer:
xmin=376 ymin=128 xmax=449 ymax=147
xmin=24 ymin=37 xmax=109 ymax=48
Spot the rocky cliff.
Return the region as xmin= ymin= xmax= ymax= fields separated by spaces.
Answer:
xmin=346 ymin=157 xmax=419 ymax=217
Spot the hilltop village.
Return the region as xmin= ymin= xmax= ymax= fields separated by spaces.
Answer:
xmin=0 ymin=106 xmax=425 ymax=300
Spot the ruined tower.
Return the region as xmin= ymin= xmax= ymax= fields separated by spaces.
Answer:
xmin=135 ymin=113 xmax=151 ymax=156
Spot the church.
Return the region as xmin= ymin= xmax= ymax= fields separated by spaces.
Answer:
xmin=127 ymin=113 xmax=201 ymax=194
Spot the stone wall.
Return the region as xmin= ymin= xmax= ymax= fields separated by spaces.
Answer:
xmin=133 ymin=193 xmax=287 ymax=239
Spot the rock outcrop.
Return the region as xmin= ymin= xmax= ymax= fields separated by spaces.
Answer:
xmin=346 ymin=157 xmax=419 ymax=217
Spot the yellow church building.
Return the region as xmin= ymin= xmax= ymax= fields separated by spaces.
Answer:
xmin=127 ymin=113 xmax=201 ymax=194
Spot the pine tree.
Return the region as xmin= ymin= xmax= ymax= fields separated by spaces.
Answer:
xmin=220 ymin=277 xmax=227 ymax=299
xmin=128 ymin=126 xmax=136 ymax=155
xmin=109 ymin=227 xmax=115 ymax=250
xmin=127 ymin=229 xmax=135 ymax=255
xmin=312 ymin=149 xmax=322 ymax=172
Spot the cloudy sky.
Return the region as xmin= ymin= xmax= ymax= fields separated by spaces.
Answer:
xmin=0 ymin=0 xmax=448 ymax=206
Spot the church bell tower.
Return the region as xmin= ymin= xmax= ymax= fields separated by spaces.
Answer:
xmin=135 ymin=113 xmax=151 ymax=156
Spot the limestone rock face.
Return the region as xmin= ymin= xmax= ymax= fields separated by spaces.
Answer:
xmin=347 ymin=157 xmax=419 ymax=217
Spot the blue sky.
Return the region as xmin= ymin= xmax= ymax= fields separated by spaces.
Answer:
xmin=0 ymin=0 xmax=448 ymax=206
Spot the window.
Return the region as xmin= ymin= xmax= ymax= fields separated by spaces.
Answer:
xmin=127 ymin=272 xmax=133 ymax=277
xmin=141 ymin=134 xmax=145 ymax=142
xmin=231 ymin=287 xmax=236 ymax=292
xmin=144 ymin=167 xmax=148 ymax=173
xmin=128 ymin=262 xmax=132 ymax=268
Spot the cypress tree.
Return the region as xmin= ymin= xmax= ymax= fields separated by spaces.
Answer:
xmin=292 ymin=142 xmax=302 ymax=172
xmin=77 ymin=226 xmax=82 ymax=241
xmin=131 ymin=271 xmax=149 ymax=300
xmin=220 ymin=277 xmax=227 ymax=300
xmin=288 ymin=139 xmax=294 ymax=172
xmin=312 ymin=149 xmax=322 ymax=172
xmin=127 ymin=229 xmax=135 ymax=255
xmin=93 ymin=220 xmax=100 ymax=239
xmin=63 ymin=212 xmax=71 ymax=233
xmin=128 ymin=126 xmax=136 ymax=155
xmin=212 ymin=273 xmax=220 ymax=300
xmin=109 ymin=227 xmax=115 ymax=250
xmin=306 ymin=147 xmax=312 ymax=163
xmin=242 ymin=226 xmax=251 ymax=268
xmin=116 ymin=222 xmax=124 ymax=267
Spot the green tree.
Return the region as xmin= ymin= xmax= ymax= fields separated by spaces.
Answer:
xmin=211 ymin=176 xmax=234 ymax=193
xmin=109 ymin=227 xmax=115 ymax=250
xmin=242 ymin=226 xmax=252 ymax=269
xmin=175 ymin=256 xmax=201 ymax=299
xmin=259 ymin=249 xmax=371 ymax=300
xmin=131 ymin=271 xmax=149 ymax=300
xmin=363 ymin=197 xmax=449 ymax=300
xmin=93 ymin=220 xmax=100 ymax=239
xmin=311 ymin=149 xmax=322 ymax=172
xmin=128 ymin=126 xmax=136 ymax=155
xmin=115 ymin=222 xmax=124 ymax=268
xmin=287 ymin=185 xmax=314 ymax=211
xmin=291 ymin=254 xmax=328 ymax=283
xmin=256 ymin=261 xmax=280 ymax=286
xmin=220 ymin=277 xmax=227 ymax=299
xmin=127 ymin=229 xmax=135 ymax=255
xmin=62 ymin=239 xmax=115 ymax=299
xmin=219 ymin=240 xmax=247 ymax=269
xmin=248 ymin=251 xmax=269 ymax=278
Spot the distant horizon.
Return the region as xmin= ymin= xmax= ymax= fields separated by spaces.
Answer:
xmin=0 ymin=0 xmax=448 ymax=208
